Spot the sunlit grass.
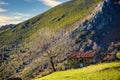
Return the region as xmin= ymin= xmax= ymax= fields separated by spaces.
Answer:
xmin=35 ymin=61 xmax=120 ymax=80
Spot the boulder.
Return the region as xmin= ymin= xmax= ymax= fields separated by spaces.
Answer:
xmin=87 ymin=24 xmax=93 ymax=30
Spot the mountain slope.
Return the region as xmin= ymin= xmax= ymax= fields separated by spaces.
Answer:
xmin=69 ymin=0 xmax=120 ymax=61
xmin=35 ymin=61 xmax=120 ymax=80
xmin=0 ymin=0 xmax=101 ymax=46
xmin=0 ymin=0 xmax=102 ymax=79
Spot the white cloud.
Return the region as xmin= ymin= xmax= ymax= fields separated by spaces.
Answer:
xmin=14 ymin=12 xmax=30 ymax=17
xmin=38 ymin=0 xmax=62 ymax=7
xmin=0 ymin=1 xmax=8 ymax=5
xmin=0 ymin=8 xmax=7 ymax=12
xmin=0 ymin=12 xmax=31 ymax=26
xmin=0 ymin=16 xmax=21 ymax=26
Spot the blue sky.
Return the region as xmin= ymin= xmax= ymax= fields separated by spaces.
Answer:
xmin=0 ymin=0 xmax=69 ymax=26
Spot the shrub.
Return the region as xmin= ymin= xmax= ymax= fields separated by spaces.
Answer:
xmin=7 ymin=77 xmax=22 ymax=80
xmin=116 ymin=52 xmax=120 ymax=59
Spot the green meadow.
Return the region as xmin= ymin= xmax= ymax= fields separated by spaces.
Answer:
xmin=35 ymin=61 xmax=120 ymax=80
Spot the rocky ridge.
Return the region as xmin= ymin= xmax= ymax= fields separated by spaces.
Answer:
xmin=71 ymin=0 xmax=120 ymax=54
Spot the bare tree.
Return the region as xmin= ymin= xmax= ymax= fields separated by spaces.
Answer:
xmin=38 ymin=29 xmax=74 ymax=72
xmin=39 ymin=32 xmax=65 ymax=72
xmin=43 ymin=39 xmax=65 ymax=72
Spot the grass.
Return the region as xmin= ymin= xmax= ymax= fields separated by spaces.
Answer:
xmin=35 ymin=61 xmax=120 ymax=80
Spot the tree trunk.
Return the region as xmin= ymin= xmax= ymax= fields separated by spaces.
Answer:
xmin=50 ymin=58 xmax=56 ymax=72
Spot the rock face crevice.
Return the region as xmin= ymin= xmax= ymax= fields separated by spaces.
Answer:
xmin=71 ymin=0 xmax=120 ymax=53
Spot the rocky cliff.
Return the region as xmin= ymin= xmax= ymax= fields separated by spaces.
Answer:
xmin=71 ymin=0 xmax=120 ymax=55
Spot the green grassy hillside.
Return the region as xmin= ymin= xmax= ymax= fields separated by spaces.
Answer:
xmin=0 ymin=0 xmax=101 ymax=45
xmin=35 ymin=61 xmax=120 ymax=80
xmin=0 ymin=0 xmax=103 ymax=79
